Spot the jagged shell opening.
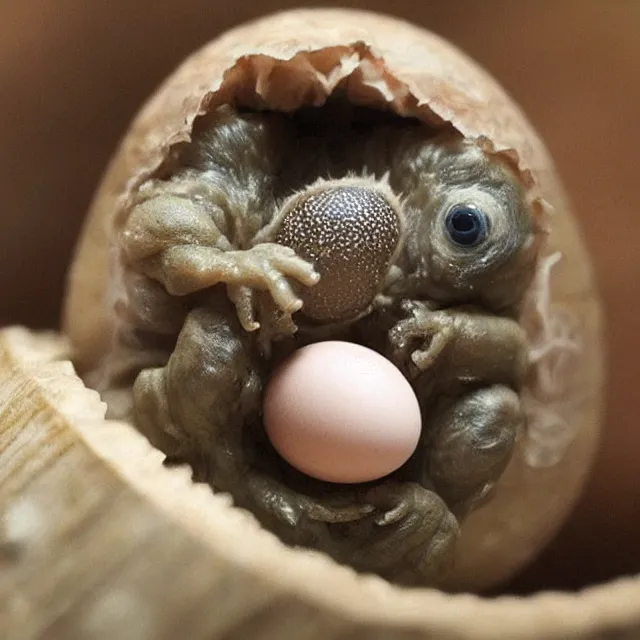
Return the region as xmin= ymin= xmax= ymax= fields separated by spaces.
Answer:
xmin=126 ymin=45 xmax=540 ymax=212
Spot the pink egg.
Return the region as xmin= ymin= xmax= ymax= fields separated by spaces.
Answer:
xmin=263 ymin=341 xmax=422 ymax=484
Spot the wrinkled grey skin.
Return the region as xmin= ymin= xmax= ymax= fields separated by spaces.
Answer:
xmin=115 ymin=103 xmax=539 ymax=586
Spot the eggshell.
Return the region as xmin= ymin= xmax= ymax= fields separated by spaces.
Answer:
xmin=263 ymin=341 xmax=421 ymax=484
xmin=63 ymin=8 xmax=603 ymax=589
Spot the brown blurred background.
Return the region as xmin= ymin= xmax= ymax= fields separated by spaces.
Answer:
xmin=1 ymin=0 xmax=638 ymax=593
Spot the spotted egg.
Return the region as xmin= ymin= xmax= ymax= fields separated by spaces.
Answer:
xmin=276 ymin=182 xmax=401 ymax=322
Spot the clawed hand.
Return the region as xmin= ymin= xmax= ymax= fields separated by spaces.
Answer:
xmin=365 ymin=481 xmax=439 ymax=526
xmin=227 ymin=243 xmax=319 ymax=333
xmin=347 ymin=481 xmax=459 ymax=584
xmin=245 ymin=472 xmax=374 ymax=532
xmin=389 ymin=300 xmax=456 ymax=374
xmin=248 ymin=475 xmax=441 ymax=530
xmin=243 ymin=470 xmax=460 ymax=584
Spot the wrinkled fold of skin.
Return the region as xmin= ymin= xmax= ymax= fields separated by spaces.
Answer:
xmin=63 ymin=9 xmax=603 ymax=590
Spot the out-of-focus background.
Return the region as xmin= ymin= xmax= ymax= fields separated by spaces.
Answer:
xmin=1 ymin=0 xmax=638 ymax=592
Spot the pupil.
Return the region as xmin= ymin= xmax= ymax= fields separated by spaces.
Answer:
xmin=452 ymin=211 xmax=476 ymax=233
xmin=445 ymin=206 xmax=488 ymax=247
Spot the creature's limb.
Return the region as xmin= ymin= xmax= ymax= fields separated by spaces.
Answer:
xmin=335 ymin=481 xmax=459 ymax=586
xmin=133 ymin=304 xmax=371 ymax=548
xmin=121 ymin=194 xmax=319 ymax=333
xmin=132 ymin=304 xmax=261 ymax=471
xmin=388 ymin=300 xmax=528 ymax=388
xmin=426 ymin=385 xmax=523 ymax=518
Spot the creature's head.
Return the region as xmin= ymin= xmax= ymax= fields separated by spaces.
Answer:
xmin=398 ymin=135 xmax=544 ymax=313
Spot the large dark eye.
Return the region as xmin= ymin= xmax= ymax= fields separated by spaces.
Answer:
xmin=444 ymin=205 xmax=490 ymax=247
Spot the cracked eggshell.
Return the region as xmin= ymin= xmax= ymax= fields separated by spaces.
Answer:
xmin=0 ymin=328 xmax=630 ymax=639
xmin=63 ymin=8 xmax=604 ymax=590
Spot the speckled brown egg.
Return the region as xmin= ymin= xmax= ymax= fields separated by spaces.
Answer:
xmin=276 ymin=182 xmax=401 ymax=322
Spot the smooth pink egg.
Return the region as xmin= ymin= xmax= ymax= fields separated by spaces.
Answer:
xmin=263 ymin=341 xmax=422 ymax=484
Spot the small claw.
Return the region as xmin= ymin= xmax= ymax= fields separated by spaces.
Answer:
xmin=277 ymin=502 xmax=300 ymax=528
xmin=228 ymin=284 xmax=260 ymax=332
xmin=264 ymin=270 xmax=301 ymax=312
xmin=375 ymin=504 xmax=406 ymax=526
xmin=258 ymin=243 xmax=320 ymax=288
xmin=283 ymin=264 xmax=319 ymax=288
xmin=413 ymin=327 xmax=453 ymax=370
xmin=307 ymin=502 xmax=375 ymax=523
xmin=288 ymin=298 xmax=303 ymax=314
xmin=280 ymin=259 xmax=320 ymax=287
xmin=411 ymin=349 xmax=433 ymax=369
xmin=366 ymin=482 xmax=416 ymax=526
xmin=237 ymin=308 xmax=260 ymax=332
xmin=241 ymin=321 xmax=260 ymax=332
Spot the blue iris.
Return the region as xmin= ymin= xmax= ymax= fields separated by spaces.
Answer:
xmin=445 ymin=205 xmax=489 ymax=247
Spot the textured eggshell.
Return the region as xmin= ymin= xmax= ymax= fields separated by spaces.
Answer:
xmin=263 ymin=342 xmax=422 ymax=484
xmin=63 ymin=8 xmax=603 ymax=590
